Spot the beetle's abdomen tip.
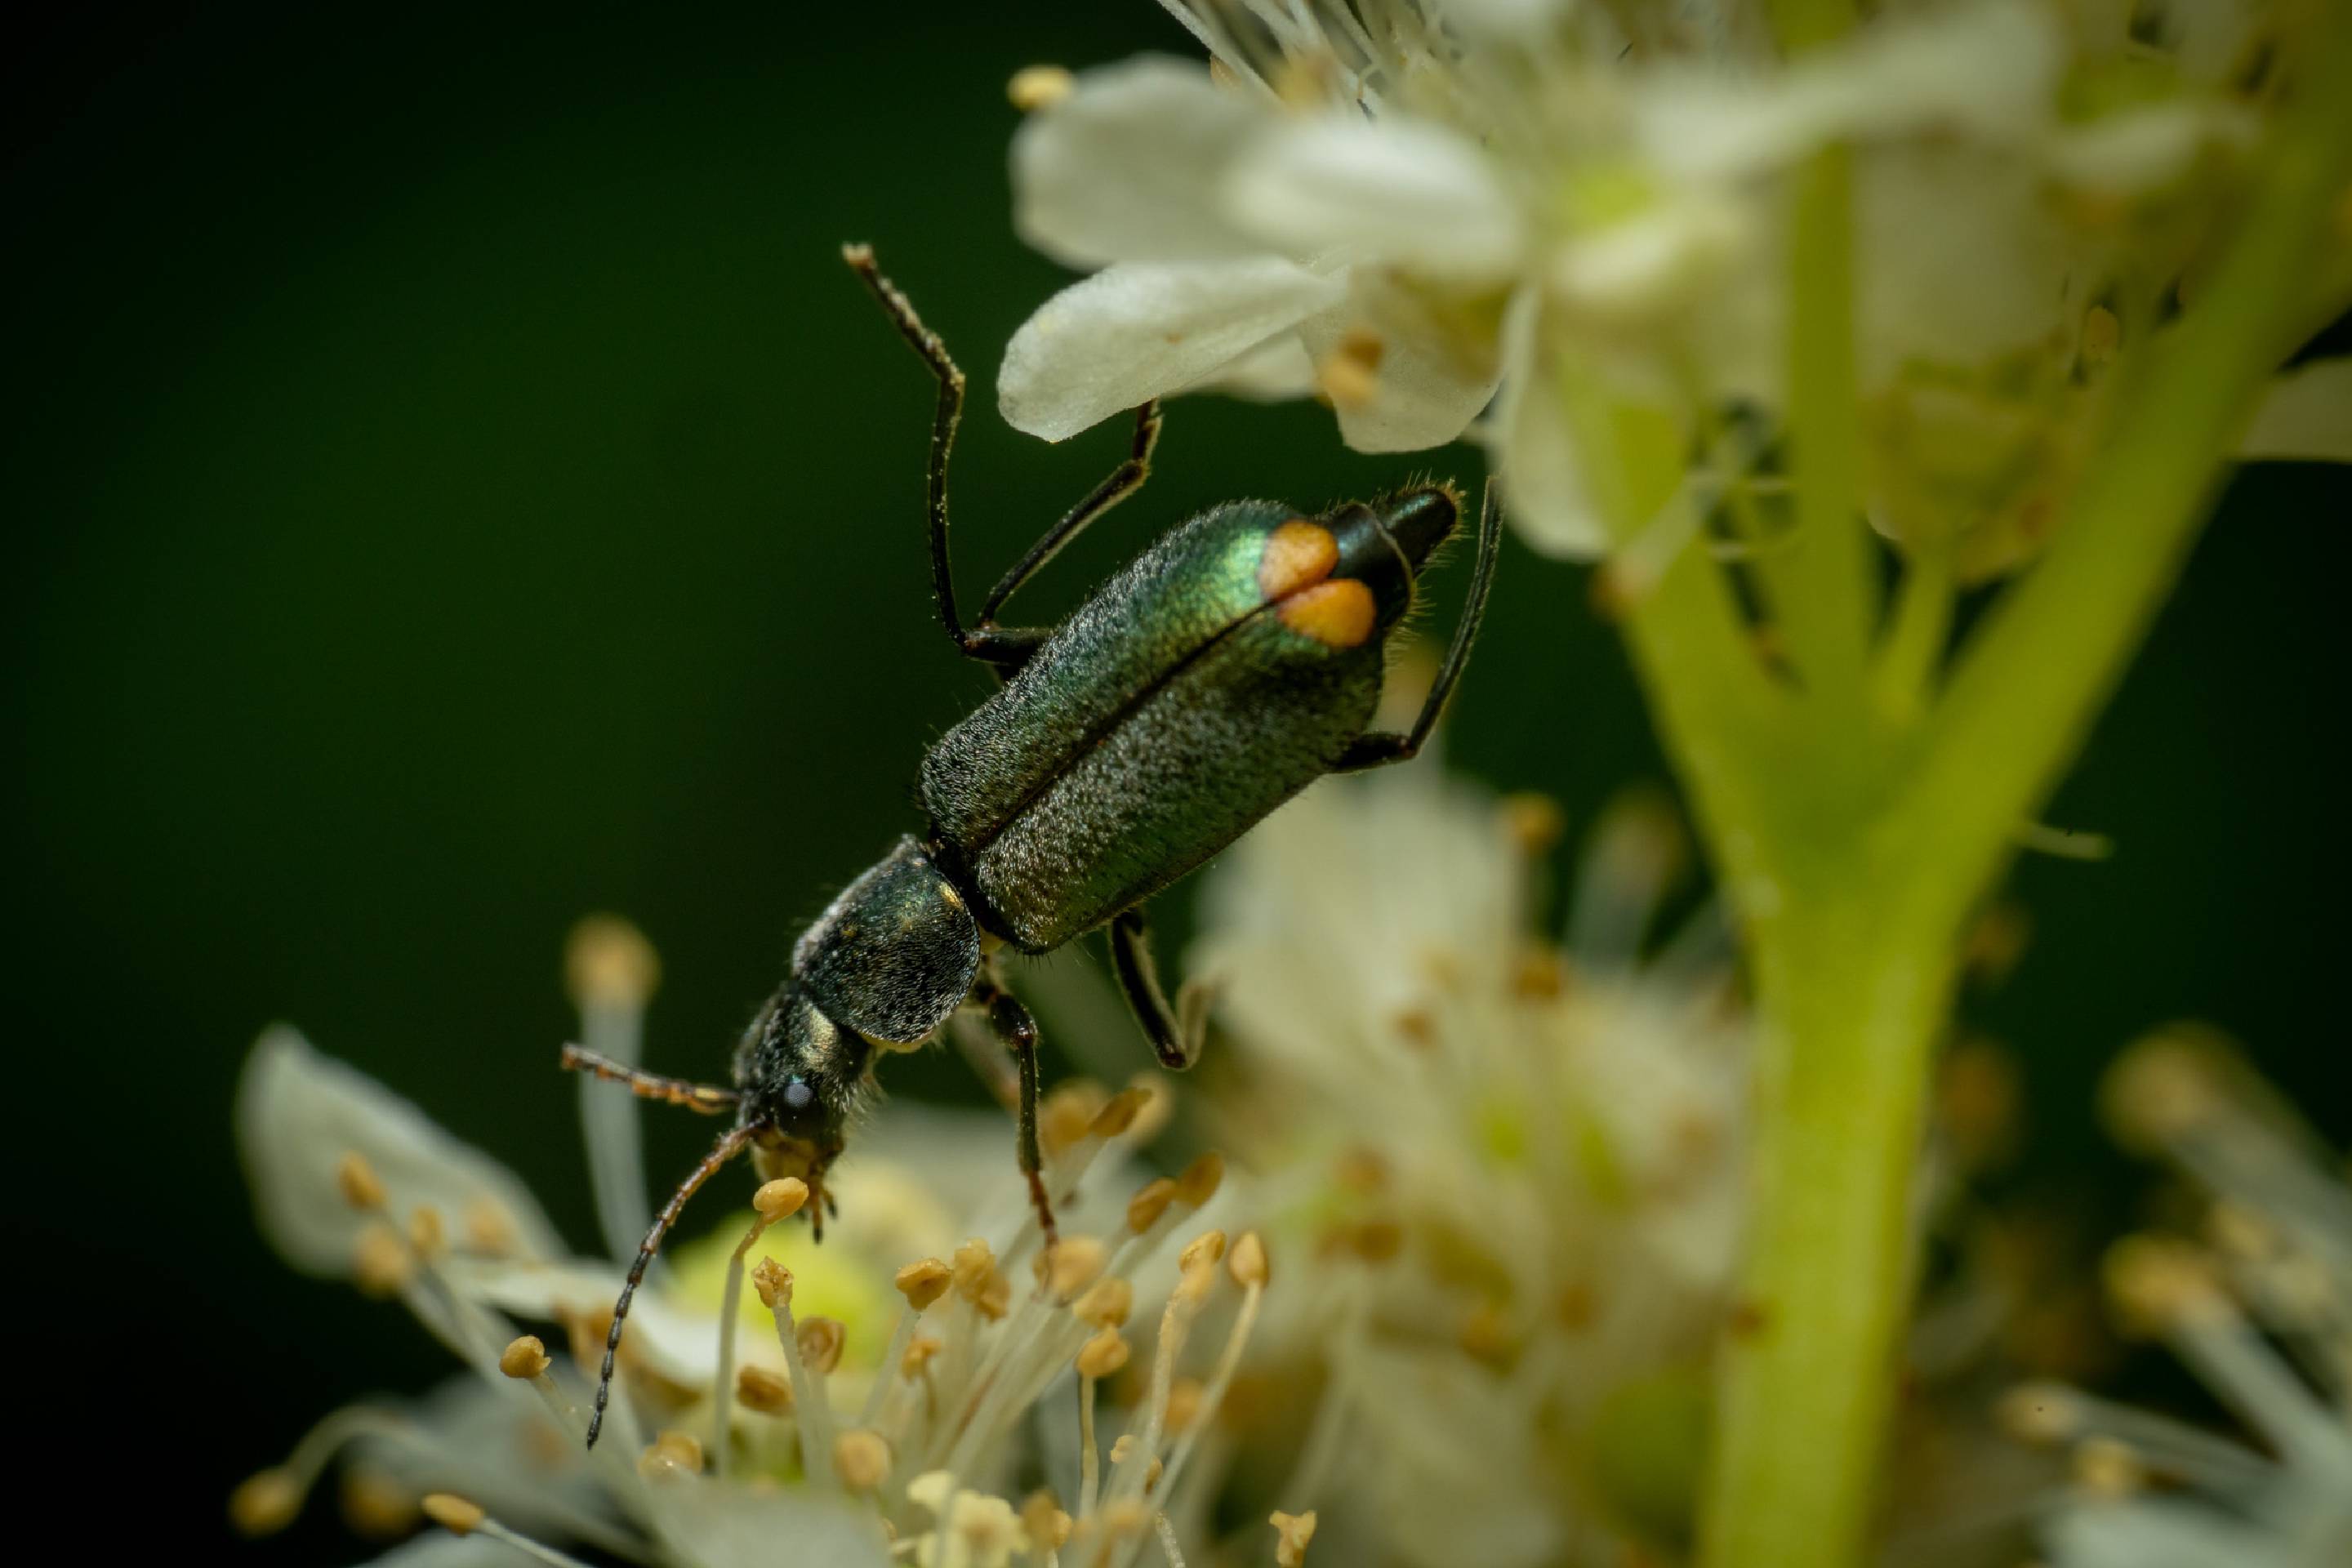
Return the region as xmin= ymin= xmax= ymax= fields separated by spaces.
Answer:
xmin=1378 ymin=486 xmax=1461 ymax=570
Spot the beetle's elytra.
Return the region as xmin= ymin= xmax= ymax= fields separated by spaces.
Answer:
xmin=564 ymin=245 xmax=1501 ymax=1446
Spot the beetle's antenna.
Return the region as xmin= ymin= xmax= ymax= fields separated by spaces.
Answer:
xmin=559 ymin=1043 xmax=740 ymax=1116
xmin=586 ymin=1125 xmax=756 ymax=1448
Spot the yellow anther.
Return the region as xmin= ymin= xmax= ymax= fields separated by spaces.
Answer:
xmin=1089 ymin=1085 xmax=1153 ymax=1139
xmin=1179 ymin=1230 xmax=1227 ymax=1273
xmin=1040 ymin=1081 xmax=1111 ymax=1155
xmin=461 ymin=1198 xmax=517 ymax=1256
xmin=1996 ymin=1383 xmax=2081 ymax=1446
xmin=335 ymin=1152 xmax=387 ymax=1210
xmin=2072 ymin=1436 xmax=2145 ymax=1499
xmin=1040 ymin=1235 xmax=1108 ymax=1299
xmin=2105 ymin=1234 xmax=2230 ymax=1334
xmin=1499 ymin=792 xmax=1566 ymax=856
xmin=565 ymin=914 xmax=661 ymax=1009
xmin=498 ymin=1334 xmax=551 ymax=1380
xmin=951 ymin=1238 xmax=996 ymax=1298
xmin=1076 ymin=1327 xmax=1130 ymax=1379
xmin=901 ymin=1334 xmax=944 ymax=1377
xmin=407 ymin=1205 xmax=446 ymax=1258
xmin=1073 ymin=1276 xmax=1133 ymax=1330
xmin=339 ymin=1467 xmax=418 ymax=1539
xmin=975 ymin=1271 xmax=1012 ymax=1321
xmin=896 ymin=1257 xmax=953 ymax=1311
xmin=1228 ymin=1231 xmax=1270 ymax=1290
xmin=1020 ymin=1492 xmax=1073 ymax=1553
xmin=639 ymin=1429 xmax=704 ymax=1480
xmin=751 ymin=1257 xmax=793 ymax=1312
xmin=1126 ymin=1178 xmax=1178 ymax=1234
xmin=1271 ymin=1508 xmax=1319 ymax=1567
xmin=1174 ymin=1151 xmax=1225 ymax=1209
xmin=421 ymin=1494 xmax=485 ymax=1535
xmin=737 ymin=1364 xmax=795 ymax=1414
xmin=1007 ymin=64 xmax=1076 ymax=113
xmin=797 ymin=1316 xmax=847 ymax=1375
xmin=754 ymin=1178 xmax=809 ymax=1221
xmin=229 ymin=1468 xmax=302 ymax=1537
xmin=835 ymin=1429 xmax=891 ymax=1491
xmin=351 ymin=1224 xmax=411 ymax=1297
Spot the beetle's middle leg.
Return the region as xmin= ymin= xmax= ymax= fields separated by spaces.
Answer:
xmin=1109 ymin=906 xmax=1216 ymax=1071
xmin=966 ymin=973 xmax=1057 ymax=1246
xmin=1337 ymin=479 xmax=1505 ymax=772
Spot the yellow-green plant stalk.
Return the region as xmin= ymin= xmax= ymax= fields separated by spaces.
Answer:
xmin=990 ymin=4 xmax=2352 ymax=1564
xmin=1609 ymin=16 xmax=2352 ymax=1566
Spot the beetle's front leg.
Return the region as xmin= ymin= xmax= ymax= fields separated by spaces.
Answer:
xmin=1109 ymin=906 xmax=1217 ymax=1071
xmin=967 ymin=973 xmax=1056 ymax=1247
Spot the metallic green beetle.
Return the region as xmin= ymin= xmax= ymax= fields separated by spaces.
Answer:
xmin=564 ymin=246 xmax=1501 ymax=1445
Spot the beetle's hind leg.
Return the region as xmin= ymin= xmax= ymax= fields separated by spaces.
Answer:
xmin=966 ymin=973 xmax=1057 ymax=1246
xmin=844 ymin=244 xmax=1161 ymax=682
xmin=976 ymin=399 xmax=1162 ymax=635
xmin=1336 ymin=479 xmax=1504 ymax=772
xmin=1109 ymin=906 xmax=1218 ymax=1071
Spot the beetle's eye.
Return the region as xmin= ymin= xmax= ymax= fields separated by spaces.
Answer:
xmin=784 ymin=1078 xmax=815 ymax=1111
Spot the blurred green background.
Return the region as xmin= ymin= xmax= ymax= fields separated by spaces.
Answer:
xmin=7 ymin=4 xmax=2346 ymax=1552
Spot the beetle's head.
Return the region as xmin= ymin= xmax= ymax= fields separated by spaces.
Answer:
xmin=737 ymin=987 xmax=869 ymax=1208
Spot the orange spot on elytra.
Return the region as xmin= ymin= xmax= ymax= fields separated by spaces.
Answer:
xmin=1278 ymin=579 xmax=1376 ymax=648
xmin=1257 ymin=519 xmax=1339 ymax=602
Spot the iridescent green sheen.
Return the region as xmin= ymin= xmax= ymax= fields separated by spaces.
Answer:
xmin=921 ymin=499 xmax=1386 ymax=951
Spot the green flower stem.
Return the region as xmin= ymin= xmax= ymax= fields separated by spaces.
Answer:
xmin=1777 ymin=142 xmax=1878 ymax=717
xmin=1613 ymin=12 xmax=2352 ymax=1568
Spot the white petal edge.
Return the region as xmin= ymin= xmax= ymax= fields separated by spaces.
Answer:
xmin=1486 ymin=287 xmax=1610 ymax=557
xmin=1636 ymin=0 xmax=2062 ymax=179
xmin=237 ymin=1027 xmax=568 ymax=1276
xmin=999 ymin=258 xmax=1346 ymax=442
xmin=2238 ymin=358 xmax=2352 ymax=464
xmin=1013 ymin=56 xmax=1272 ymax=268
xmin=1223 ymin=115 xmax=1525 ymax=283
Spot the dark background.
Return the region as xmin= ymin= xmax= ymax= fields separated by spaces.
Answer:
xmin=7 ymin=4 xmax=2345 ymax=1555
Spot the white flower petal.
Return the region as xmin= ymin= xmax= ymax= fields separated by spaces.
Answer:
xmin=1178 ymin=330 xmax=1319 ymax=400
xmin=1298 ymin=271 xmax=1501 ymax=452
xmin=1012 ymin=56 xmax=1270 ymax=267
xmin=2045 ymin=103 xmax=2255 ymax=195
xmin=1637 ymin=0 xmax=2063 ymax=178
xmin=1223 ymin=116 xmax=1524 ymax=282
xmin=354 ymin=1536 xmax=525 ymax=1568
xmin=998 ymin=259 xmax=1344 ymax=441
xmin=1548 ymin=194 xmax=1750 ymax=324
xmin=1488 ymin=288 xmax=1609 ymax=557
xmin=1856 ymin=145 xmax=2079 ymax=385
xmin=2238 ymin=358 xmax=2352 ymax=464
xmin=654 ymin=1486 xmax=894 ymax=1568
xmin=237 ymin=1027 xmax=568 ymax=1276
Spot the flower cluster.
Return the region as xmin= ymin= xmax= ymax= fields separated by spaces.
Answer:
xmin=1182 ymin=760 xmax=1751 ymax=1565
xmin=1000 ymin=0 xmax=2348 ymax=567
xmin=229 ymin=929 xmax=1287 ymax=1568
xmin=2006 ymin=1028 xmax=2352 ymax=1568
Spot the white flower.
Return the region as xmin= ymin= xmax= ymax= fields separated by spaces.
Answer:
xmin=1183 ymin=760 xmax=1751 ymax=1566
xmin=1000 ymin=0 xmax=2340 ymax=567
xmin=230 ymin=924 xmax=1263 ymax=1568
xmin=2011 ymin=1028 xmax=2352 ymax=1568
